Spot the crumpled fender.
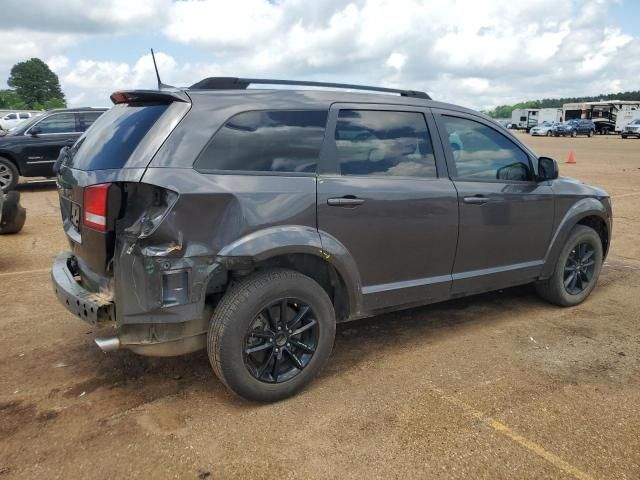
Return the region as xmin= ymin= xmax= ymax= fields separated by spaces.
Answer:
xmin=541 ymin=197 xmax=611 ymax=278
xmin=217 ymin=225 xmax=364 ymax=317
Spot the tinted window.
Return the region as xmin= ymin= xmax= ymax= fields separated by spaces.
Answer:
xmin=34 ymin=113 xmax=77 ymax=133
xmin=195 ymin=110 xmax=327 ymax=173
xmin=334 ymin=110 xmax=436 ymax=177
xmin=19 ymin=113 xmax=30 ymax=119
xmin=79 ymin=111 xmax=103 ymax=131
xmin=68 ymin=104 xmax=168 ymax=171
xmin=5 ymin=113 xmax=18 ymax=120
xmin=442 ymin=116 xmax=531 ymax=181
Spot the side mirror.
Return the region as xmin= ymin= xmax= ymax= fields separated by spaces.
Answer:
xmin=538 ymin=157 xmax=558 ymax=181
xmin=29 ymin=126 xmax=42 ymax=136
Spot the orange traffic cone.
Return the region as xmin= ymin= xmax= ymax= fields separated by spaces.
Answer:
xmin=567 ymin=149 xmax=576 ymax=164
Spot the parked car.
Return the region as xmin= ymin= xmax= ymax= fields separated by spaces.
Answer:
xmin=0 ymin=111 xmax=40 ymax=131
xmin=0 ymin=107 xmax=106 ymax=192
xmin=0 ymin=189 xmax=26 ymax=234
xmin=621 ymin=118 xmax=640 ymax=138
xmin=51 ymin=79 xmax=612 ymax=402
xmin=554 ymin=119 xmax=595 ymax=137
xmin=530 ymin=121 xmax=560 ymax=136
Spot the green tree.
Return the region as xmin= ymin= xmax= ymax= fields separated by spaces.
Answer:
xmin=0 ymin=89 xmax=27 ymax=110
xmin=7 ymin=58 xmax=66 ymax=109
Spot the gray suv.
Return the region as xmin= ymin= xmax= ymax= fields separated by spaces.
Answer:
xmin=52 ymin=78 xmax=612 ymax=401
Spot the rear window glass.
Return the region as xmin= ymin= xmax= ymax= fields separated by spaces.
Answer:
xmin=194 ymin=110 xmax=328 ymax=174
xmin=68 ymin=104 xmax=168 ymax=171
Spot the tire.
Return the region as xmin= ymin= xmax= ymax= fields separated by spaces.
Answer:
xmin=588 ymin=130 xmax=594 ymax=137
xmin=546 ymin=131 xmax=552 ymax=137
xmin=0 ymin=191 xmax=26 ymax=234
xmin=571 ymin=130 xmax=577 ymax=138
xmin=0 ymin=157 xmax=19 ymax=193
xmin=621 ymin=135 xmax=627 ymax=139
xmin=207 ymin=268 xmax=336 ymax=402
xmin=535 ymin=225 xmax=603 ymax=307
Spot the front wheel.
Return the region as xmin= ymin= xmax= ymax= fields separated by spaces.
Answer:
xmin=207 ymin=269 xmax=336 ymax=402
xmin=0 ymin=157 xmax=19 ymax=193
xmin=546 ymin=131 xmax=552 ymax=137
xmin=588 ymin=130 xmax=594 ymax=137
xmin=536 ymin=225 xmax=603 ymax=307
xmin=571 ymin=130 xmax=577 ymax=138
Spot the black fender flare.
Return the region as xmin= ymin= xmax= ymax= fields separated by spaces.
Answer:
xmin=216 ymin=225 xmax=364 ymax=317
xmin=541 ymin=198 xmax=610 ymax=278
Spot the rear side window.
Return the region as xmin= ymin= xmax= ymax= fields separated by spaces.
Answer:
xmin=68 ymin=104 xmax=168 ymax=171
xmin=334 ymin=110 xmax=436 ymax=178
xmin=194 ymin=110 xmax=328 ymax=174
xmin=79 ymin=111 xmax=104 ymax=132
xmin=19 ymin=113 xmax=30 ymax=119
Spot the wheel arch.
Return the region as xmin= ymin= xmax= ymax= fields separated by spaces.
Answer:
xmin=541 ymin=198 xmax=611 ymax=278
xmin=212 ymin=225 xmax=364 ymax=320
xmin=0 ymin=151 xmax=22 ymax=175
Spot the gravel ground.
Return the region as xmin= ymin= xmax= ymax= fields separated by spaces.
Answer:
xmin=0 ymin=134 xmax=639 ymax=479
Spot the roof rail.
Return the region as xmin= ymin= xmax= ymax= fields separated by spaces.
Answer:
xmin=188 ymin=77 xmax=431 ymax=100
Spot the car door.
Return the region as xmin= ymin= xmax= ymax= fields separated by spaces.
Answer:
xmin=317 ymin=104 xmax=458 ymax=312
xmin=433 ymin=109 xmax=555 ymax=295
xmin=22 ymin=112 xmax=80 ymax=176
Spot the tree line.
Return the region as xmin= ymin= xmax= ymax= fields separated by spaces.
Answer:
xmin=0 ymin=58 xmax=66 ymax=111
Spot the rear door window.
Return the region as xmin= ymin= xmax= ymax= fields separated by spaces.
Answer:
xmin=194 ymin=110 xmax=328 ymax=174
xmin=334 ymin=110 xmax=436 ymax=178
xmin=79 ymin=111 xmax=104 ymax=132
xmin=68 ymin=104 xmax=168 ymax=171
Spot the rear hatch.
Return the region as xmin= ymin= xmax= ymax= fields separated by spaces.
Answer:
xmin=57 ymin=91 xmax=190 ymax=278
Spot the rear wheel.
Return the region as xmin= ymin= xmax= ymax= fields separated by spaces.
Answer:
xmin=546 ymin=130 xmax=552 ymax=136
xmin=207 ymin=269 xmax=336 ymax=402
xmin=536 ymin=225 xmax=603 ymax=307
xmin=0 ymin=157 xmax=19 ymax=193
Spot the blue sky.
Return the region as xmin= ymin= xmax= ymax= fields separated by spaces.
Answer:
xmin=1 ymin=0 xmax=639 ymax=110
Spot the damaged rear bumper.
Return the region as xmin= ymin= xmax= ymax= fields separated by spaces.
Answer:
xmin=51 ymin=251 xmax=114 ymax=324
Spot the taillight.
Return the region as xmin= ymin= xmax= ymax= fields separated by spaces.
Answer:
xmin=83 ymin=183 xmax=111 ymax=232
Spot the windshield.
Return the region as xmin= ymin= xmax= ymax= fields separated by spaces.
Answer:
xmin=631 ymin=119 xmax=640 ymax=125
xmin=67 ymin=103 xmax=169 ymax=171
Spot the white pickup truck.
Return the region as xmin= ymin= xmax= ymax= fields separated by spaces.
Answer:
xmin=0 ymin=111 xmax=40 ymax=131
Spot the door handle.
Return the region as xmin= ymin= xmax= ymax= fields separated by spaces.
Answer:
xmin=463 ymin=195 xmax=489 ymax=205
xmin=327 ymin=196 xmax=365 ymax=207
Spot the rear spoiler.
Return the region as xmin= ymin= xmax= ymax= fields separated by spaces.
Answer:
xmin=110 ymin=90 xmax=190 ymax=105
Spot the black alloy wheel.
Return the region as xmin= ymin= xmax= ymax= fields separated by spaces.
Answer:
xmin=244 ymin=298 xmax=319 ymax=384
xmin=563 ymin=242 xmax=596 ymax=295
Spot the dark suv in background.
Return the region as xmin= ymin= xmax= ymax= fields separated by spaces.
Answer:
xmin=554 ymin=119 xmax=595 ymax=137
xmin=0 ymin=107 xmax=106 ymax=192
xmin=52 ymin=79 xmax=612 ymax=402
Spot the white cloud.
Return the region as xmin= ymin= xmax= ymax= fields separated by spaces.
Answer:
xmin=0 ymin=0 xmax=638 ymax=111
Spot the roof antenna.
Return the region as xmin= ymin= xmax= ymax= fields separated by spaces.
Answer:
xmin=150 ymin=48 xmax=175 ymax=89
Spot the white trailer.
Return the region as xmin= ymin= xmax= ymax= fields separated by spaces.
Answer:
xmin=563 ymin=100 xmax=640 ymax=134
xmin=615 ymin=105 xmax=640 ymax=132
xmin=510 ymin=109 xmax=539 ymax=131
xmin=537 ymin=108 xmax=562 ymax=125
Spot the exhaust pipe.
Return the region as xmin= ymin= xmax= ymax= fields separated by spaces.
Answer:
xmin=95 ymin=336 xmax=120 ymax=352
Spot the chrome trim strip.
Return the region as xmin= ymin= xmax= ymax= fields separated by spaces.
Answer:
xmin=451 ymin=260 xmax=544 ymax=280
xmin=362 ymin=274 xmax=451 ymax=295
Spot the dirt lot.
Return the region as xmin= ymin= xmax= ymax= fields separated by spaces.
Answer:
xmin=1 ymin=134 xmax=639 ymax=479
